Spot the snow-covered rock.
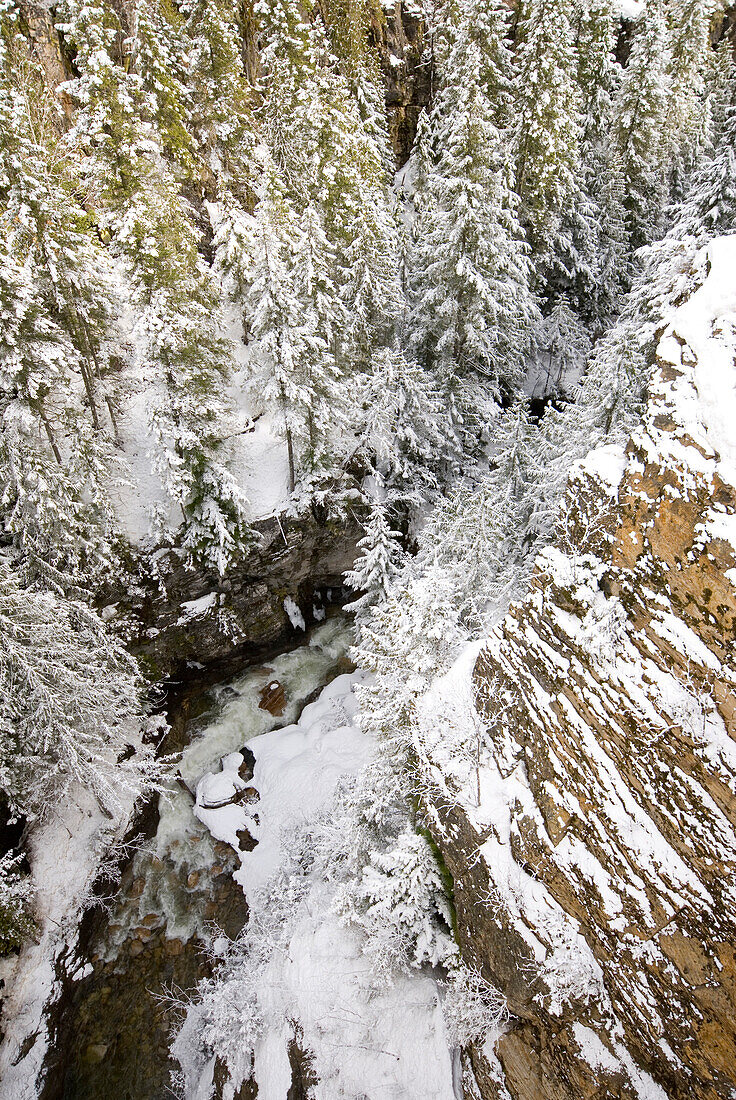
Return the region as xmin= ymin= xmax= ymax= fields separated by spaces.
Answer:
xmin=422 ymin=237 xmax=736 ymax=1100
xmin=180 ymin=671 xmax=459 ymax=1099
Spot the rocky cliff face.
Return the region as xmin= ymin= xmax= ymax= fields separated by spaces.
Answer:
xmin=371 ymin=1 xmax=431 ymax=164
xmin=424 ymin=237 xmax=736 ymax=1100
xmin=121 ymin=509 xmax=360 ymax=682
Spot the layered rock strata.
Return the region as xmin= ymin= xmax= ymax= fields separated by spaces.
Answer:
xmin=426 ymin=238 xmax=736 ymax=1100
xmin=119 ymin=510 xmax=360 ymax=681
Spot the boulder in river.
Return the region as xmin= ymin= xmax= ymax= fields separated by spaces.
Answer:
xmin=258 ymin=679 xmax=286 ymax=716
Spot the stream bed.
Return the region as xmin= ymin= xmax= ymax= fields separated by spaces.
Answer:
xmin=56 ymin=615 xmax=354 ymax=1100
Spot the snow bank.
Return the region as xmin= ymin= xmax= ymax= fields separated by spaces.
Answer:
xmin=186 ymin=669 xmax=458 ymax=1100
xmin=576 ymin=444 xmax=627 ymax=496
xmin=0 ymin=787 xmax=128 ymax=1098
xmin=614 ymin=0 xmax=643 ymax=18
xmin=653 ymin=235 xmax=736 ymax=491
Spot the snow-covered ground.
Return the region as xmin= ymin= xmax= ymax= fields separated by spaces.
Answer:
xmin=176 ymin=632 xmax=458 ymax=1099
xmin=0 ymin=786 xmax=133 ymax=1099
xmin=655 ymin=234 xmax=736 ymax=490
xmin=111 ymin=391 xmax=292 ymax=545
xmin=107 ymin=292 xmax=294 ymax=546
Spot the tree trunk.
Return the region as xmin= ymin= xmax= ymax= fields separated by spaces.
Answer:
xmin=38 ymin=406 xmax=63 ymax=466
xmin=80 ymin=314 xmax=122 ymax=444
xmin=286 ymin=427 xmax=296 ymax=494
xmin=278 ymin=381 xmax=296 ymax=493
xmin=78 ymin=357 xmax=101 ymax=431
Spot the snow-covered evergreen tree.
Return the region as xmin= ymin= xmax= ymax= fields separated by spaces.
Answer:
xmin=323 ymin=0 xmax=393 ymax=166
xmin=255 ymin=0 xmax=402 ymax=401
xmin=0 ymin=852 xmax=35 ymax=956
xmin=354 ymin=561 xmax=467 ymax=715
xmin=345 ymin=498 xmax=404 ymax=624
xmin=131 ymin=0 xmax=194 ymax=171
xmin=667 ymin=0 xmax=719 ymax=199
xmin=0 ymin=560 xmax=157 ymax=820
xmin=467 ymin=0 xmax=515 ymax=123
xmin=0 ymin=24 xmax=123 ymax=578
xmin=182 ymin=0 xmax=254 ymax=179
xmin=125 ymin=176 xmax=252 ymax=572
xmin=512 ymin=0 xmax=583 ymax=270
xmin=255 ymin=0 xmax=322 ymax=183
xmin=335 ymin=824 xmax=456 ymax=978
xmin=417 ymin=399 xmax=543 ymax=633
xmin=58 ymin=0 xmax=145 ymax=203
xmin=409 ymin=33 xmax=539 ymax=435
xmin=529 ymin=296 xmax=592 ymax=398
xmin=674 ymin=52 xmax=736 ymax=239
xmin=0 ymin=237 xmax=116 ymax=579
xmin=336 ymin=192 xmax=403 ymax=372
xmin=550 ymin=0 xmax=623 ymax=319
xmin=244 ymin=155 xmax=322 ymax=495
xmin=611 ymin=0 xmax=674 ymax=252
xmin=290 ymin=203 xmax=353 ymax=494
xmin=358 ymin=344 xmax=460 ymax=494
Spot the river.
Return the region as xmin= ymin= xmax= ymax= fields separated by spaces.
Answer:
xmin=56 ymin=615 xmax=355 ymax=1100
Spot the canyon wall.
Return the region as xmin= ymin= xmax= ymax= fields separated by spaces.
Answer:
xmin=122 ymin=509 xmax=360 ymax=681
xmin=428 ymin=237 xmax=736 ymax=1100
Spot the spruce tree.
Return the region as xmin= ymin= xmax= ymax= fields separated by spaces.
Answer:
xmin=418 ymin=400 xmax=542 ymax=632
xmin=255 ymin=0 xmax=322 ymax=186
xmin=461 ymin=0 xmax=515 ymax=129
xmin=0 ymin=853 xmax=34 ymax=956
xmin=345 ymin=499 xmax=404 ymax=624
xmin=409 ymin=34 xmax=539 ymax=437
xmin=323 ymin=0 xmax=393 ymax=167
xmin=256 ymin=0 xmax=402 ymax=373
xmin=58 ymin=0 xmax=143 ymax=203
xmin=131 ymin=0 xmax=194 ymax=171
xmin=512 ymin=0 xmax=583 ymax=269
xmin=359 ymin=344 xmax=460 ymax=496
xmin=0 ymin=241 xmax=118 ymax=579
xmin=243 ymin=154 xmax=318 ymax=496
xmin=667 ymin=0 xmax=718 ymax=199
xmin=0 ymin=25 xmax=122 ymax=577
xmin=181 ymin=0 xmax=255 ymax=181
xmin=552 ymin=0 xmax=623 ymax=320
xmin=314 ymin=68 xmax=403 ymax=371
xmin=611 ymin=0 xmax=674 ymax=253
xmin=0 ymin=560 xmax=156 ymax=820
xmin=123 ymin=170 xmax=252 ymax=572
xmin=211 ymin=190 xmax=258 ymax=311
xmin=674 ymin=52 xmax=736 ymax=238
xmin=289 ymin=202 xmax=350 ymax=492
xmin=529 ymin=296 xmax=592 ymax=398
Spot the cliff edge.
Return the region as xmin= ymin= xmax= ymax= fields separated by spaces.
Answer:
xmin=422 ymin=235 xmax=736 ymax=1100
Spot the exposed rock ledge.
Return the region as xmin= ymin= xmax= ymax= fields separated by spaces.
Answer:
xmin=118 ymin=510 xmax=360 ymax=682
xmin=425 ymin=236 xmax=736 ymax=1100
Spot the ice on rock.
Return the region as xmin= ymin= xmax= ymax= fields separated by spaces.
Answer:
xmin=283 ymin=595 xmax=306 ymax=630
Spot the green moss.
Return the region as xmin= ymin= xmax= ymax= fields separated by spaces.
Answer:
xmin=415 ymin=821 xmax=459 ymax=943
xmin=134 ymin=652 xmax=163 ymax=686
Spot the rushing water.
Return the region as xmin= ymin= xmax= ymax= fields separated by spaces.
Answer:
xmin=58 ymin=613 xmax=354 ymax=1100
xmin=124 ymin=614 xmax=354 ymax=948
